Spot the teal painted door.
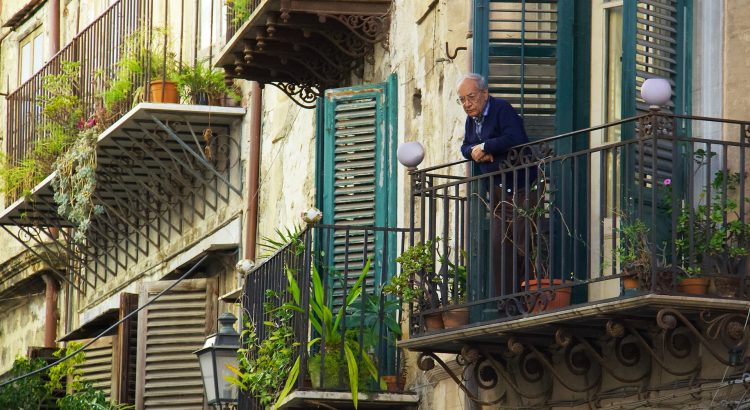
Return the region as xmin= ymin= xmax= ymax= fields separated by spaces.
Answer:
xmin=315 ymin=77 xmax=398 ymax=294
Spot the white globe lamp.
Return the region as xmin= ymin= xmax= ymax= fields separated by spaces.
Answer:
xmin=641 ymin=78 xmax=672 ymax=109
xmin=397 ymin=141 xmax=425 ymax=170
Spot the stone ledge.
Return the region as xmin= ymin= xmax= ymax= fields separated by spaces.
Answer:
xmin=277 ymin=389 xmax=419 ymax=409
xmin=399 ymin=294 xmax=750 ymax=352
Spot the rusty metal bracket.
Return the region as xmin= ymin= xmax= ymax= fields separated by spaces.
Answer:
xmin=417 ymin=351 xmax=506 ymax=406
xmin=269 ymin=82 xmax=321 ymax=109
xmin=659 ymin=308 xmax=748 ymax=367
xmin=445 ymin=42 xmax=466 ymax=60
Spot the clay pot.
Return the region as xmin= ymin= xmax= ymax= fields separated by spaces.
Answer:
xmin=522 ymin=278 xmax=572 ymax=313
xmin=709 ymin=276 xmax=740 ymax=297
xmin=381 ymin=375 xmax=405 ymax=392
xmin=442 ymin=307 xmax=469 ymax=329
xmin=679 ymin=277 xmax=709 ymax=295
xmin=622 ymin=276 xmax=639 ymax=290
xmin=149 ymin=80 xmax=179 ymax=103
xmin=423 ymin=311 xmax=444 ymax=330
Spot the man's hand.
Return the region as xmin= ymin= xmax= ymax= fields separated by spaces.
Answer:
xmin=471 ymin=145 xmax=494 ymax=162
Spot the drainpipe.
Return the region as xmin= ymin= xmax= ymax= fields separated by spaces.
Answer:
xmin=49 ymin=0 xmax=60 ymax=56
xmin=463 ymin=4 xmax=479 ymax=410
xmin=464 ymin=0 xmax=474 ymax=181
xmin=244 ymin=81 xmax=262 ymax=262
xmin=41 ymin=273 xmax=59 ymax=348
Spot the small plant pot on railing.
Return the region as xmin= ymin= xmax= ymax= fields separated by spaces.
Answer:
xmin=709 ymin=275 xmax=740 ymax=297
xmin=442 ymin=307 xmax=469 ymax=329
xmin=679 ymin=277 xmax=709 ymax=295
xmin=423 ymin=312 xmax=444 ymax=330
xmin=622 ymin=276 xmax=639 ymax=291
xmin=522 ymin=279 xmax=572 ymax=313
xmin=149 ymin=80 xmax=179 ymax=103
xmin=381 ymin=375 xmax=406 ymax=392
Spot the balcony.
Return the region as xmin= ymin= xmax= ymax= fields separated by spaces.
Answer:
xmin=217 ymin=0 xmax=392 ymax=107
xmin=0 ymin=0 xmax=245 ymax=293
xmin=399 ymin=110 xmax=750 ymax=405
xmin=239 ymin=224 xmax=418 ymax=409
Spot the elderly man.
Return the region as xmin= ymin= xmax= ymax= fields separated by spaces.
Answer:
xmin=458 ymin=73 xmax=534 ymax=298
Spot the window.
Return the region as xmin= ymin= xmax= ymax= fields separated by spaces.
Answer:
xmin=19 ymin=26 xmax=45 ymax=84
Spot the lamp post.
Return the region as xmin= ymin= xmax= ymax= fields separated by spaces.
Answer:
xmin=194 ymin=312 xmax=240 ymax=410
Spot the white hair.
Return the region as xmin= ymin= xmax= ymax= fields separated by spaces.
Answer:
xmin=456 ymin=73 xmax=488 ymax=90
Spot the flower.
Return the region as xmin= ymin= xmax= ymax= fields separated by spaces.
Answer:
xmin=663 ymin=178 xmax=671 ymax=186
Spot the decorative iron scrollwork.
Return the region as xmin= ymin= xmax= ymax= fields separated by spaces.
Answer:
xmin=658 ymin=308 xmax=748 ymax=367
xmin=416 ymin=351 xmax=505 ymax=406
xmin=270 ymin=82 xmax=320 ymax=109
xmin=317 ymin=13 xmax=391 ymax=46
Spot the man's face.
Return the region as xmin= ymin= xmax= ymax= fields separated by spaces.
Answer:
xmin=457 ymin=79 xmax=489 ymax=118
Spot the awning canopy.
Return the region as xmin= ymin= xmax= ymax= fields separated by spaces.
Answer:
xmin=216 ymin=0 xmax=391 ymax=108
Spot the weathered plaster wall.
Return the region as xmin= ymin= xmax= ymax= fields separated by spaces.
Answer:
xmin=724 ymin=2 xmax=750 ymax=124
xmin=0 ymin=279 xmax=46 ymax=373
xmin=253 ymin=0 xmax=471 ymax=246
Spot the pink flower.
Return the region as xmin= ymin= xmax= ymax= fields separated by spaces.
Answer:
xmin=85 ymin=116 xmax=97 ymax=128
xmin=663 ymin=178 xmax=671 ymax=186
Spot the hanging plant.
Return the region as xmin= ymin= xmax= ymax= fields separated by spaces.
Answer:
xmin=52 ymin=124 xmax=103 ymax=243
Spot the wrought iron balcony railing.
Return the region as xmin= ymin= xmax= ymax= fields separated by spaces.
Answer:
xmin=5 ymin=0 xmax=152 ymax=179
xmin=240 ymin=224 xmax=414 ymax=409
xmin=407 ymin=110 xmax=750 ymax=337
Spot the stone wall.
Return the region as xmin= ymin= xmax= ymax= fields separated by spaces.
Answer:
xmin=0 ymin=279 xmax=46 ymax=373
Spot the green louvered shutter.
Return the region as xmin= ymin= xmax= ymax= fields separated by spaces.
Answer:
xmin=623 ymin=0 xmax=690 ymax=186
xmin=486 ymin=0 xmax=559 ymax=140
xmin=317 ymin=78 xmax=397 ymax=295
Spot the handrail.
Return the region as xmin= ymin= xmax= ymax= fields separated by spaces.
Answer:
xmin=7 ymin=0 xmax=124 ymax=98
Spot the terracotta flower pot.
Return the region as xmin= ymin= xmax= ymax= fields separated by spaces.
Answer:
xmin=522 ymin=278 xmax=572 ymax=313
xmin=149 ymin=80 xmax=179 ymax=103
xmin=679 ymin=277 xmax=709 ymax=295
xmin=709 ymin=276 xmax=740 ymax=297
xmin=442 ymin=307 xmax=469 ymax=329
xmin=381 ymin=375 xmax=405 ymax=392
xmin=423 ymin=311 xmax=444 ymax=330
xmin=622 ymin=276 xmax=639 ymax=290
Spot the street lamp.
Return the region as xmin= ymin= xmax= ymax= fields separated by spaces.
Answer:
xmin=194 ymin=312 xmax=240 ymax=410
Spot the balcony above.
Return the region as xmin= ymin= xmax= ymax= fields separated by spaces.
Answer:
xmin=217 ymin=0 xmax=392 ymax=108
xmin=0 ymin=103 xmax=245 ymax=292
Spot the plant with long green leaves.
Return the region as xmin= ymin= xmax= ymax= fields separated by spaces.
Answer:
xmin=258 ymin=224 xmax=304 ymax=257
xmin=227 ymin=290 xmax=298 ymax=408
xmin=275 ymin=259 xmax=379 ymax=409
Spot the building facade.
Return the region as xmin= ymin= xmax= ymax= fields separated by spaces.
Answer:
xmin=0 ymin=0 xmax=749 ymax=409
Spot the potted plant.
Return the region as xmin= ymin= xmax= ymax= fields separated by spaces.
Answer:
xmin=387 ymin=240 xmax=444 ymax=330
xmin=674 ymin=166 xmax=750 ymax=295
xmin=102 ymin=27 xmax=179 ymax=107
xmin=616 ymin=217 xmax=652 ymax=292
xmin=507 ymin=179 xmax=573 ymax=312
xmin=176 ymin=59 xmax=241 ymax=106
xmin=440 ymin=249 xmax=469 ymax=328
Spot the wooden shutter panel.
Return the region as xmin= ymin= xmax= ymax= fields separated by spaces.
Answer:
xmin=634 ymin=0 xmax=679 ymax=113
xmin=78 ymin=336 xmax=115 ymax=398
xmin=319 ymin=80 xmax=396 ymax=296
xmin=629 ymin=0 xmax=687 ymax=185
xmin=135 ymin=278 xmax=217 ymax=410
xmin=331 ymin=95 xmax=378 ymax=289
xmin=488 ymin=0 xmax=558 ymax=139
